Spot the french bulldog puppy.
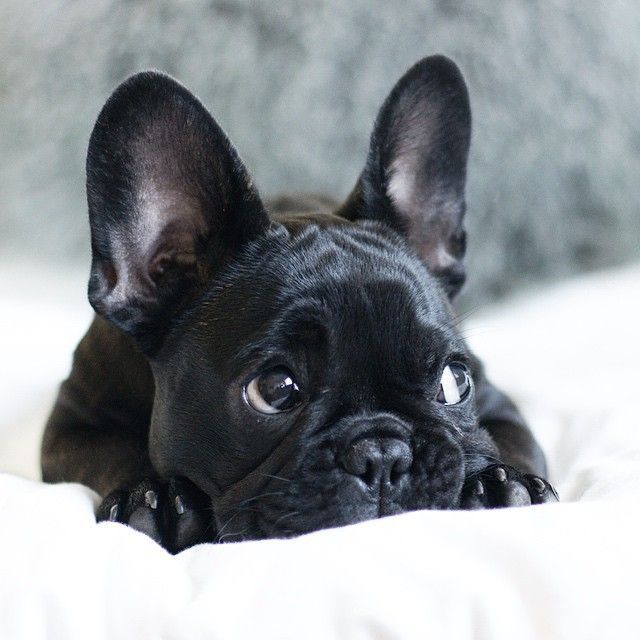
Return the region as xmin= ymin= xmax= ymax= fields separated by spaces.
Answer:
xmin=42 ymin=55 xmax=557 ymax=553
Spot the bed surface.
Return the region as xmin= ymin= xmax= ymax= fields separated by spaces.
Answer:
xmin=1 ymin=262 xmax=639 ymax=639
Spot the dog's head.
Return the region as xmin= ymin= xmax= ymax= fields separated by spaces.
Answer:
xmin=86 ymin=56 xmax=498 ymax=540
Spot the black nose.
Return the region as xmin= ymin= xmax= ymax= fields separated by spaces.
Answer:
xmin=341 ymin=438 xmax=413 ymax=487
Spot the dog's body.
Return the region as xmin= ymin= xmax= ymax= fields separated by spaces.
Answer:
xmin=42 ymin=56 xmax=556 ymax=552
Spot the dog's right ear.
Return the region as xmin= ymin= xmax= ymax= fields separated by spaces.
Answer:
xmin=337 ymin=56 xmax=471 ymax=298
xmin=86 ymin=72 xmax=269 ymax=352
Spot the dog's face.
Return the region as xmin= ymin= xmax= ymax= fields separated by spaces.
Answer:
xmin=86 ymin=56 xmax=498 ymax=540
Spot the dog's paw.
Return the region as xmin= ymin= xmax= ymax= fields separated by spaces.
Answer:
xmin=460 ymin=464 xmax=559 ymax=509
xmin=96 ymin=477 xmax=213 ymax=553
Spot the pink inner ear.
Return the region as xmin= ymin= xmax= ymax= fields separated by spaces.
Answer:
xmin=142 ymin=214 xmax=204 ymax=287
xmin=100 ymin=186 xmax=206 ymax=311
xmin=387 ymin=154 xmax=419 ymax=215
xmin=134 ymin=179 xmax=207 ymax=278
xmin=387 ymin=155 xmax=462 ymax=275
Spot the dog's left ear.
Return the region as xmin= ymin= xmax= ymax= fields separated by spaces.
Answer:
xmin=338 ymin=55 xmax=471 ymax=298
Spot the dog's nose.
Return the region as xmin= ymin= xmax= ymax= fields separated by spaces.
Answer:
xmin=341 ymin=438 xmax=413 ymax=487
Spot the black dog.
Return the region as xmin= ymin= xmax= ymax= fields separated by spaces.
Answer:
xmin=42 ymin=56 xmax=557 ymax=552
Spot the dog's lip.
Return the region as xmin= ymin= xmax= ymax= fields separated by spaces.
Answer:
xmin=238 ymin=474 xmax=411 ymax=537
xmin=210 ymin=444 xmax=299 ymax=512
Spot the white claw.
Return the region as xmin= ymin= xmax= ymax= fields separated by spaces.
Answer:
xmin=144 ymin=490 xmax=158 ymax=510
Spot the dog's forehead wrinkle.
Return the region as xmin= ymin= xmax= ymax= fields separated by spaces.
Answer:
xmin=293 ymin=232 xmax=434 ymax=304
xmin=301 ymin=294 xmax=449 ymax=395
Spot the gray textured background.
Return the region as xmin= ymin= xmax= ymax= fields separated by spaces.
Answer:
xmin=2 ymin=0 xmax=640 ymax=308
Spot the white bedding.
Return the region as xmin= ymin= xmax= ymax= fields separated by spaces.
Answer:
xmin=1 ymin=263 xmax=639 ymax=639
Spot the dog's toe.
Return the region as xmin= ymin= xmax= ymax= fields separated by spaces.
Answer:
xmin=125 ymin=480 xmax=164 ymax=544
xmin=500 ymin=478 xmax=532 ymax=507
xmin=96 ymin=489 xmax=127 ymax=523
xmin=526 ymin=474 xmax=559 ymax=504
xmin=97 ymin=478 xmax=164 ymax=544
xmin=165 ymin=478 xmax=213 ymax=553
xmin=459 ymin=478 xmax=488 ymax=509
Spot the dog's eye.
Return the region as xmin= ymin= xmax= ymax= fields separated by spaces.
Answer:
xmin=243 ymin=367 xmax=301 ymax=414
xmin=435 ymin=363 xmax=471 ymax=405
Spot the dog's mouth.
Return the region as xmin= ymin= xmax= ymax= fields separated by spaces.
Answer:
xmin=209 ymin=432 xmax=467 ymax=542
xmin=213 ymin=493 xmax=408 ymax=543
